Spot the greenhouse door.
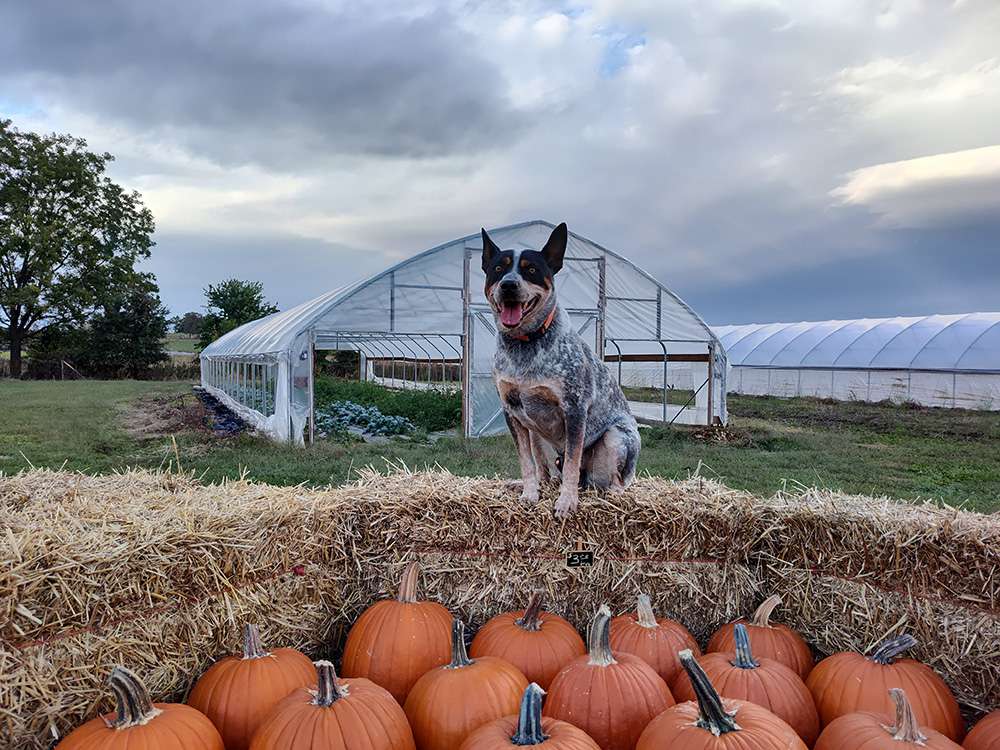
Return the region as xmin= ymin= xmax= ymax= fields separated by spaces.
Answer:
xmin=462 ymin=250 xmax=605 ymax=438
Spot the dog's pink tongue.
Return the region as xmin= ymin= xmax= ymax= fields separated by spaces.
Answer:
xmin=500 ymin=303 xmax=523 ymax=327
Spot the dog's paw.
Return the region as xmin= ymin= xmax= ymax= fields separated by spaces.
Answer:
xmin=504 ymin=479 xmax=524 ymax=492
xmin=520 ymin=485 xmax=541 ymax=505
xmin=553 ymin=489 xmax=579 ymax=519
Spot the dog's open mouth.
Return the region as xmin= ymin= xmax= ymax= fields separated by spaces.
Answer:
xmin=499 ymin=298 xmax=538 ymax=328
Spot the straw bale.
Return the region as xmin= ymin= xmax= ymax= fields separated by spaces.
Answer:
xmin=773 ymin=568 xmax=1000 ymax=713
xmin=757 ymin=487 xmax=1000 ymax=608
xmin=1 ymin=467 xmax=998 ymax=749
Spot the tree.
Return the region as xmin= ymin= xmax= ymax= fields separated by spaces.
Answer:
xmin=199 ymin=278 xmax=279 ymax=348
xmin=0 ymin=119 xmax=155 ymax=376
xmin=172 ymin=311 xmax=204 ymax=335
xmin=84 ymin=287 xmax=170 ymax=377
xmin=27 ymin=284 xmax=169 ymax=378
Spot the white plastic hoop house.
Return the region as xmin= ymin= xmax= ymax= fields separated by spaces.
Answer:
xmin=715 ymin=313 xmax=1000 ymax=410
xmin=200 ymin=220 xmax=727 ymax=444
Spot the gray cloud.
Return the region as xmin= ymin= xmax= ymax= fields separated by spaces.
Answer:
xmin=686 ymin=220 xmax=1000 ymax=325
xmin=3 ymin=0 xmax=998 ymax=324
xmin=0 ymin=0 xmax=523 ymax=166
xmin=143 ymin=231 xmax=385 ymax=315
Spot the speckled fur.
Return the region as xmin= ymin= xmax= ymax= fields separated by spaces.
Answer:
xmin=482 ymin=223 xmax=640 ymax=518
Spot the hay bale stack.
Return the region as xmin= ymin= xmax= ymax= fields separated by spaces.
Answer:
xmin=1 ymin=468 xmax=997 ymax=748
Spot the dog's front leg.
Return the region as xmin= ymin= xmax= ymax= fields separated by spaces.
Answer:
xmin=505 ymin=412 xmax=540 ymax=505
xmin=554 ymin=409 xmax=586 ymax=518
xmin=530 ymin=433 xmax=555 ymax=485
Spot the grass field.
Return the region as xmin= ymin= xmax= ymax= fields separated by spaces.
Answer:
xmin=1 ymin=379 xmax=998 ymax=511
xmin=162 ymin=333 xmax=199 ymax=353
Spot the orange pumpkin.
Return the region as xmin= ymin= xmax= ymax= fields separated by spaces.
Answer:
xmin=814 ymin=688 xmax=962 ymax=749
xmin=187 ymin=623 xmax=315 ymax=750
xmin=249 ymin=660 xmax=415 ymax=749
xmin=544 ymin=605 xmax=674 ymax=750
xmin=56 ymin=666 xmax=224 ymax=750
xmin=636 ymin=650 xmax=808 ymax=750
xmin=459 ymin=682 xmax=600 ymax=750
xmin=707 ymin=595 xmax=813 ymax=678
xmin=671 ymin=623 xmax=819 ymax=745
xmin=470 ymin=589 xmax=586 ymax=690
xmin=609 ymin=593 xmax=700 ymax=686
xmin=405 ymin=618 xmax=529 ymax=750
xmin=806 ymin=633 xmax=964 ymax=742
xmin=341 ymin=561 xmax=452 ymax=703
xmin=966 ymin=711 xmax=1000 ymax=750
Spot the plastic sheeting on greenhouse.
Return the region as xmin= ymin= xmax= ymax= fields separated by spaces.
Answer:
xmin=200 ymin=220 xmax=727 ymax=443
xmin=714 ymin=313 xmax=1000 ymax=410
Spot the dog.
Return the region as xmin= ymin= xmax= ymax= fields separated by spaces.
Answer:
xmin=482 ymin=222 xmax=641 ymax=518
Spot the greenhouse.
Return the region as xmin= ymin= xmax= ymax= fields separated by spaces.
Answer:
xmin=714 ymin=313 xmax=1000 ymax=410
xmin=199 ymin=220 xmax=728 ymax=443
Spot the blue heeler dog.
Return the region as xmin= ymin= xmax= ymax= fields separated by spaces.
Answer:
xmin=482 ymin=222 xmax=641 ymax=518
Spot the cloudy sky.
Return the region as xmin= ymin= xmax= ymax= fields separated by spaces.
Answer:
xmin=3 ymin=0 xmax=999 ymax=324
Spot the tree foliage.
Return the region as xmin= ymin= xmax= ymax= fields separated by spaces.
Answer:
xmin=0 ymin=119 xmax=155 ymax=375
xmin=85 ymin=287 xmax=170 ymax=377
xmin=199 ymin=278 xmax=279 ymax=348
xmin=29 ymin=286 xmax=170 ymax=378
xmin=172 ymin=310 xmax=204 ymax=335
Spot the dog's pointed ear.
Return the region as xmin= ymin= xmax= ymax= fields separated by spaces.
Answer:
xmin=481 ymin=227 xmax=501 ymax=273
xmin=542 ymin=222 xmax=568 ymax=274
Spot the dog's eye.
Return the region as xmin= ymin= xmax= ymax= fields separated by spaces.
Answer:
xmin=527 ymin=267 xmax=536 ymax=274
xmin=494 ymin=265 xmax=502 ymax=273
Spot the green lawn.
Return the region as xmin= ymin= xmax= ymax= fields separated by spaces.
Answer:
xmin=1 ymin=379 xmax=998 ymax=512
xmin=162 ymin=333 xmax=199 ymax=353
xmin=0 ymin=380 xmax=192 ymax=474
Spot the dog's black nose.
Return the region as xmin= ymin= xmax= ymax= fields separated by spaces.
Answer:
xmin=500 ymin=279 xmax=519 ymax=294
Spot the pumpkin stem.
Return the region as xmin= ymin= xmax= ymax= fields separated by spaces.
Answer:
xmin=108 ymin=666 xmax=162 ymax=728
xmin=515 ymin=589 xmax=545 ymax=632
xmin=313 ymin=660 xmax=345 ymax=706
xmin=883 ymin=688 xmax=928 ymax=744
xmin=447 ymin=618 xmax=473 ymax=668
xmin=679 ymin=649 xmax=740 ymax=736
xmin=869 ymin=634 xmax=918 ymax=665
xmin=750 ymin=595 xmax=782 ymax=627
xmin=511 ymin=683 xmax=549 ymax=745
xmin=242 ymin=623 xmax=270 ymax=660
xmin=587 ymin=605 xmax=616 ymax=667
xmin=397 ymin=561 xmax=421 ymax=603
xmin=731 ymin=623 xmax=760 ymax=669
xmin=636 ymin=594 xmax=658 ymax=629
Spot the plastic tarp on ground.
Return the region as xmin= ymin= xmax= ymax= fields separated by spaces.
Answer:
xmin=715 ymin=313 xmax=1000 ymax=410
xmin=200 ymin=220 xmax=726 ymax=442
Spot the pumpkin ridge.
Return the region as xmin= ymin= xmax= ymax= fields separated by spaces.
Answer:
xmin=381 ymin=602 xmax=406 ymax=679
xmin=842 ymin=655 xmax=878 ymax=723
xmin=340 ymin=687 xmax=380 ymax=748
xmin=160 ymin=707 xmax=191 ymax=749
xmin=922 ymin=663 xmax=962 ymax=739
xmin=369 ymin=681 xmax=410 ymax=745
xmin=900 ymin=662 xmax=957 ymax=739
xmin=630 ymin=658 xmax=672 ymax=719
